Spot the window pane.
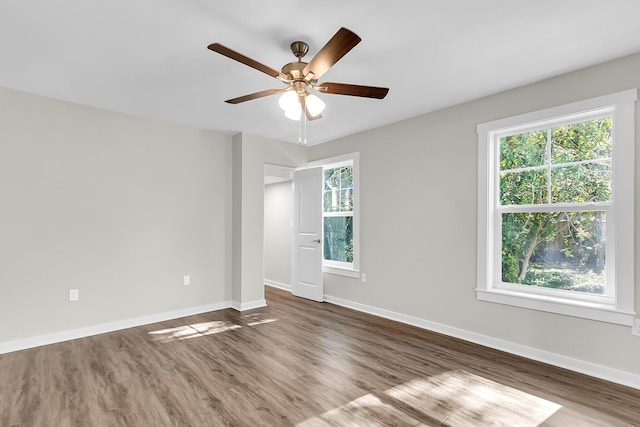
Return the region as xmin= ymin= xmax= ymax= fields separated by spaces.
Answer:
xmin=500 ymin=169 xmax=547 ymax=205
xmin=324 ymin=216 xmax=353 ymax=263
xmin=324 ymin=189 xmax=339 ymax=212
xmin=500 ymin=130 xmax=547 ymax=170
xmin=340 ymin=189 xmax=353 ymax=211
xmin=324 ymin=165 xmax=353 ymax=213
xmin=501 ymin=211 xmax=606 ymax=295
xmin=551 ymin=162 xmax=611 ymax=203
xmin=339 ymin=167 xmax=353 ymax=189
xmin=551 ymin=118 xmax=612 ymax=164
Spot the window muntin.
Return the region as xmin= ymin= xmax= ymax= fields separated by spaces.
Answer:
xmin=497 ymin=117 xmax=612 ymax=297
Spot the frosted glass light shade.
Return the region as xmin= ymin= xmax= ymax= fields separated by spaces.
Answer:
xmin=305 ymin=94 xmax=325 ymax=117
xmin=284 ymin=104 xmax=301 ymax=120
xmin=279 ymin=90 xmax=325 ymax=121
xmin=279 ymin=90 xmax=299 ymax=112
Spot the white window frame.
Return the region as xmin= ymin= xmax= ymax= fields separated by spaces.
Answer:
xmin=308 ymin=152 xmax=360 ymax=278
xmin=477 ymin=90 xmax=637 ymax=326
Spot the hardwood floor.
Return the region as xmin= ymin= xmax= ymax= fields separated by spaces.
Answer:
xmin=1 ymin=286 xmax=639 ymax=426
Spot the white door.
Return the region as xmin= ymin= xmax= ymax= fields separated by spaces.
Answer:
xmin=292 ymin=167 xmax=323 ymax=302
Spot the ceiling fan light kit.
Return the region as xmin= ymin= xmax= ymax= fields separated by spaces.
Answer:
xmin=279 ymin=89 xmax=326 ymax=121
xmin=278 ymin=89 xmax=299 ymax=112
xmin=207 ymin=27 xmax=389 ymax=125
xmin=303 ymin=93 xmax=325 ymax=118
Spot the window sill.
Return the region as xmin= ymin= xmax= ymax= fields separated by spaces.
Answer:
xmin=476 ymin=288 xmax=635 ymax=326
xmin=323 ymin=266 xmax=360 ymax=279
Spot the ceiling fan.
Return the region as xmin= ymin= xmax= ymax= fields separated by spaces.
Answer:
xmin=207 ymin=27 xmax=389 ymax=121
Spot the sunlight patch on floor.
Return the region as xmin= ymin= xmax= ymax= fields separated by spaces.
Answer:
xmin=148 ymin=316 xmax=279 ymax=342
xmin=242 ymin=312 xmax=280 ymax=327
xmin=298 ymin=369 xmax=561 ymax=426
xmin=297 ymin=393 xmax=420 ymax=426
xmin=148 ymin=321 xmax=242 ymax=342
xmin=247 ymin=318 xmax=278 ymax=326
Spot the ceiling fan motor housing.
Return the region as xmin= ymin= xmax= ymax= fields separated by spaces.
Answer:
xmin=290 ymin=41 xmax=309 ymax=59
xmin=283 ymin=41 xmax=310 ymax=81
xmin=281 ymin=61 xmax=307 ymax=80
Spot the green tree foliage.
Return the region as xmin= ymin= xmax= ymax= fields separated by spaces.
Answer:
xmin=500 ymin=118 xmax=611 ymax=293
xmin=324 ymin=217 xmax=353 ymax=263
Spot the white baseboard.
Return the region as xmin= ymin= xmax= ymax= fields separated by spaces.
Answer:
xmin=231 ymin=299 xmax=267 ymax=312
xmin=264 ymin=279 xmax=291 ymax=291
xmin=0 ymin=301 xmax=233 ymax=355
xmin=324 ymin=294 xmax=640 ymax=390
xmin=6 ymin=287 xmax=637 ymax=390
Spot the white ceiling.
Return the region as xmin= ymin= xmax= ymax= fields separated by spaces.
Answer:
xmin=2 ymin=1 xmax=640 ymax=145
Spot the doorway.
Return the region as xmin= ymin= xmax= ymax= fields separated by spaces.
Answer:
xmin=263 ymin=164 xmax=294 ymax=292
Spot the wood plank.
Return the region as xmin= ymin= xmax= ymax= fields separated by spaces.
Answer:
xmin=1 ymin=287 xmax=639 ymax=426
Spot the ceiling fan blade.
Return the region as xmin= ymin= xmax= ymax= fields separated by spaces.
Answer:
xmin=303 ymin=28 xmax=361 ymax=80
xmin=225 ymin=88 xmax=286 ymax=104
xmin=208 ymin=43 xmax=286 ymax=80
xmin=300 ymin=94 xmax=322 ymax=121
xmin=317 ymin=82 xmax=389 ymax=99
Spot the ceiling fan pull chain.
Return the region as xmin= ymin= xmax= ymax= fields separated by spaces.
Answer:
xmin=298 ymin=109 xmax=303 ymax=144
xmin=303 ymin=103 xmax=308 ymax=145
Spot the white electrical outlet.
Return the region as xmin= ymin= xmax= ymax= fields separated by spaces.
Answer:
xmin=361 ymin=273 xmax=367 ymax=283
xmin=69 ymin=289 xmax=79 ymax=301
xmin=183 ymin=275 xmax=190 ymax=286
xmin=632 ymin=319 xmax=640 ymax=337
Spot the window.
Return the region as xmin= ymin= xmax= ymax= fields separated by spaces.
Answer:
xmin=309 ymin=153 xmax=360 ymax=277
xmin=323 ymin=164 xmax=353 ymax=266
xmin=477 ymin=90 xmax=637 ymax=325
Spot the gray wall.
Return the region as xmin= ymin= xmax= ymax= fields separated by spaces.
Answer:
xmin=231 ymin=133 xmax=307 ymax=306
xmin=3 ymin=51 xmax=640 ymax=380
xmin=264 ymin=181 xmax=293 ymax=287
xmin=0 ymin=87 xmax=230 ymax=342
xmin=309 ymin=53 xmax=640 ymax=375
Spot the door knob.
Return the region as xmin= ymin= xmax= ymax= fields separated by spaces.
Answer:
xmin=312 ymin=239 xmax=321 ymax=243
